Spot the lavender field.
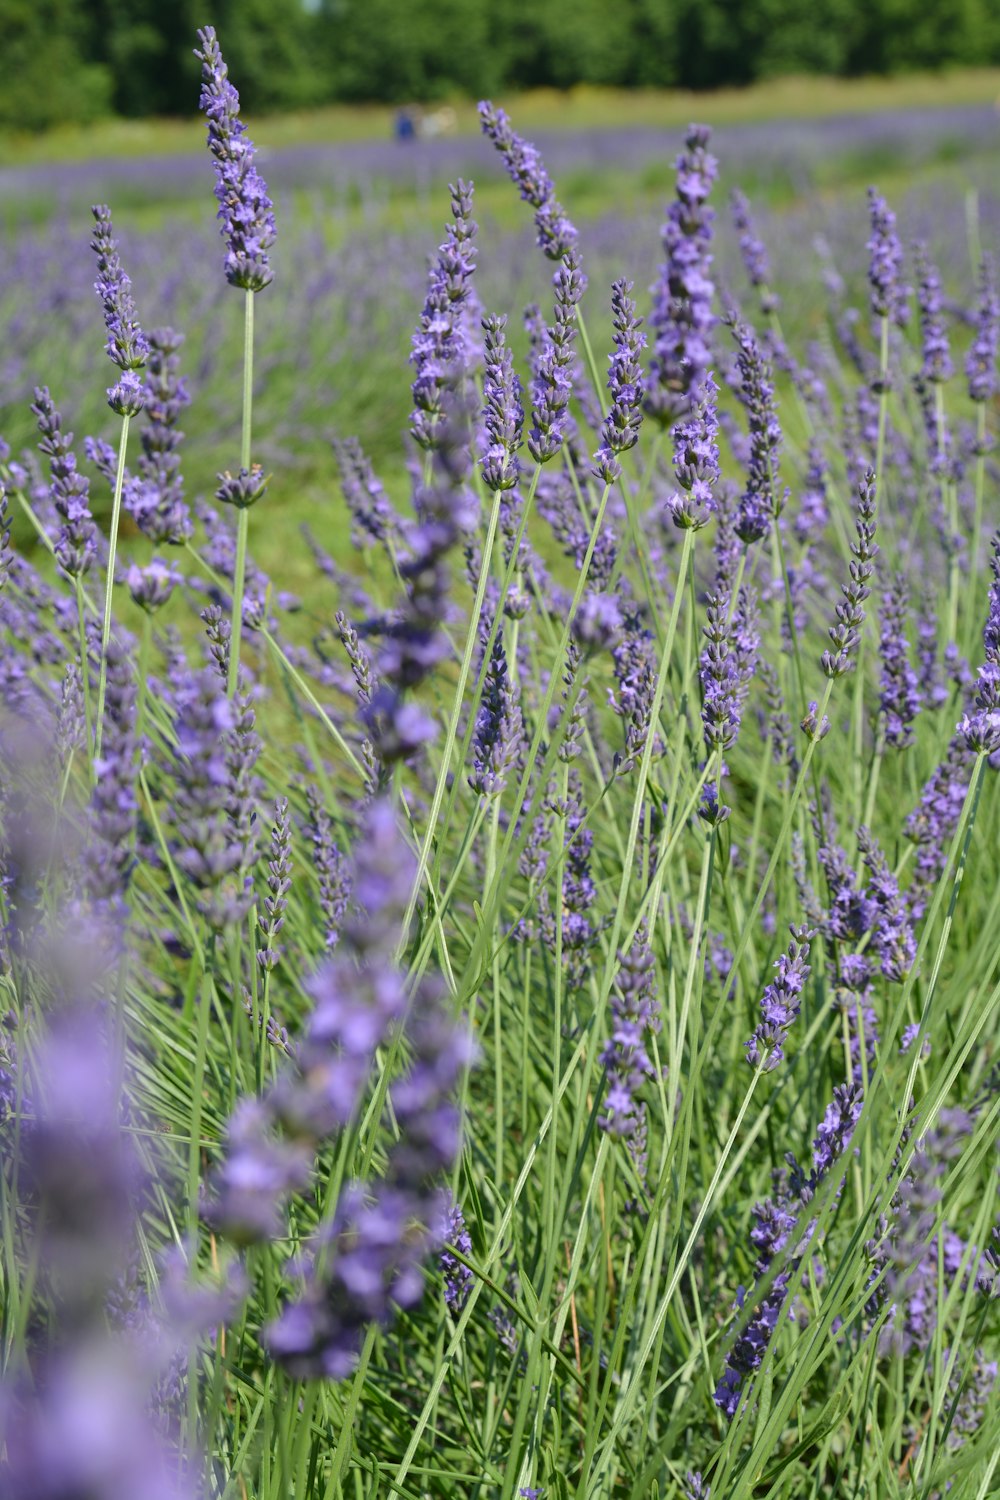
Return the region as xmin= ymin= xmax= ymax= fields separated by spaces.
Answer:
xmin=1 ymin=26 xmax=999 ymax=1500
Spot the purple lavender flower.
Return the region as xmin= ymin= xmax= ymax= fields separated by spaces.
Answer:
xmin=914 ymin=242 xmax=953 ymax=384
xmin=593 ymin=278 xmax=645 ymax=484
xmin=1 ymin=1330 xmax=199 ymax=1500
xmin=796 ymin=440 xmax=829 ymax=543
xmin=857 ymin=827 xmax=916 ymax=982
xmin=215 ymin=463 xmax=269 ymax=511
xmin=960 ymin=532 xmax=1000 ymax=757
xmin=879 ymin=572 xmax=921 ymax=747
xmin=90 ymin=203 xmax=148 ymax=415
xmin=123 ymin=327 xmax=192 ymax=544
xmin=195 ymin=26 xmax=276 ymax=291
xmin=126 ymin=557 xmax=181 ymax=612
xmin=572 ymin=591 xmax=623 ymax=653
xmin=86 ymin=639 xmax=139 ymax=913
xmin=731 ymin=320 xmax=783 ymax=543
xmin=822 ymin=468 xmax=878 ymax=677
xmin=905 ymin=735 xmax=971 ymax=911
xmin=170 ymin=665 xmax=247 ymax=928
xmin=478 ymin=102 xmax=577 ymax=260
xmin=967 ymin=253 xmax=999 ymax=408
xmin=31 ymin=386 xmax=98 ymax=578
xmin=528 ymin=248 xmax=587 ymax=463
xmin=730 ymin=188 xmax=778 ymax=313
xmin=305 ymin=785 xmax=349 ymax=951
xmin=867 ymin=188 xmax=909 ymax=328
xmin=410 ymin=180 xmax=478 ymax=451
xmin=600 ymin=927 xmax=661 ymax=1138
xmin=480 ymin=314 xmax=524 ymax=492
xmin=715 ymin=1083 xmax=862 ymax=1418
xmin=700 ymin=586 xmax=760 ymax=755
xmin=439 ymin=1200 xmax=474 ymax=1314
xmin=364 ymin=403 xmax=476 ymax=764
xmin=745 ymin=925 xmax=813 ymax=1071
xmin=257 ymin=796 xmax=292 ymax=972
xmin=334 ymin=437 xmax=397 ymax=546
xmin=202 ymin=1098 xmax=312 ymax=1245
xmin=610 ymin=616 xmax=656 ymax=773
xmin=817 ymin=842 xmax=876 ymax=944
xmin=469 ymin=630 xmax=522 ymax=799
xmin=645 ymin=125 xmax=717 ymax=427
xmin=666 ymin=370 xmax=720 ymax=530
xmin=265 ymin=826 xmax=474 ymax=1378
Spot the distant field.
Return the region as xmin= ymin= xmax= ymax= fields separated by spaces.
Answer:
xmin=1 ymin=66 xmax=999 ymax=165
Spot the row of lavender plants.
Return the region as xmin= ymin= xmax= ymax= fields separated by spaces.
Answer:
xmin=1 ymin=27 xmax=999 ymax=1500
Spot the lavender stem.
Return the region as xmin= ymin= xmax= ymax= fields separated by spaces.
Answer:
xmin=228 ymin=289 xmax=254 ymax=698
xmin=399 ymin=483 xmax=506 ymax=949
xmin=93 ymin=412 xmax=131 ymax=756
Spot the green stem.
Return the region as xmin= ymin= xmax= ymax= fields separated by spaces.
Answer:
xmin=400 ymin=482 xmax=506 ymax=945
xmin=228 ymin=289 xmax=255 ymax=698
xmin=94 ymin=411 xmax=131 ymax=755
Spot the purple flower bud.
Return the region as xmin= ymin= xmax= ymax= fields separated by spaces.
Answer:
xmin=822 ymin=468 xmax=878 ymax=677
xmin=410 ymin=180 xmax=478 ymax=451
xmin=600 ymin=927 xmax=660 ymax=1138
xmin=878 ymin=572 xmax=921 ymax=747
xmin=667 ymin=370 xmax=720 ymax=530
xmin=90 ymin=203 xmax=148 ymax=372
xmin=745 ymin=926 xmax=813 ymax=1071
xmin=107 ymin=369 xmax=145 ymax=418
xmin=967 ymin=254 xmax=999 ymax=408
xmin=195 ymin=26 xmax=276 ymax=291
xmin=593 ymin=278 xmax=645 ymax=484
xmin=469 ymin=630 xmax=523 ymax=799
xmin=645 ymin=124 xmax=717 ymax=428
xmin=478 ymin=102 xmax=577 ymax=260
xmin=731 ymin=320 xmax=783 ymax=544
xmin=480 ymin=314 xmax=524 ymax=492
xmin=914 ymin=242 xmax=953 ymax=384
xmin=867 ymin=187 xmax=909 ymax=327
xmin=731 ymin=188 xmax=778 ymax=313
xmin=31 ymin=386 xmax=98 ymax=579
xmin=126 ymin=557 xmax=181 ymax=613
xmin=215 ymin=463 xmax=269 ymax=510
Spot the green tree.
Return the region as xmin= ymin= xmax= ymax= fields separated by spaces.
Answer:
xmin=0 ymin=0 xmax=111 ymax=131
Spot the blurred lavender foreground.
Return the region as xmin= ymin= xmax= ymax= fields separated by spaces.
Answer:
xmin=1 ymin=25 xmax=1000 ymax=1500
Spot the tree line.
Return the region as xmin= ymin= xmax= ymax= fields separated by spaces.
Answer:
xmin=4 ymin=0 xmax=1000 ymax=134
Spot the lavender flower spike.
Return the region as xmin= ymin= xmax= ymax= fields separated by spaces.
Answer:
xmin=732 ymin=320 xmax=783 ymax=544
xmin=960 ymin=532 xmax=1000 ymax=757
xmin=879 ymin=572 xmax=921 ymax=747
xmin=645 ymin=124 xmax=718 ymax=428
xmin=410 ymin=180 xmax=478 ymax=451
xmin=745 ymin=925 xmax=813 ymax=1070
xmin=469 ymin=630 xmax=523 ymax=799
xmin=90 ymin=205 xmax=148 ymax=416
xmin=867 ymin=187 xmax=909 ymax=328
xmin=730 ymin=188 xmax=779 ymax=313
xmin=914 ymin=242 xmax=953 ymax=385
xmin=967 ymin=253 xmax=1000 ymax=409
xmin=822 ymin=468 xmax=878 ymax=678
xmin=593 ymin=278 xmax=646 ymax=484
xmin=480 ymin=313 xmax=524 ymax=492
xmin=478 ymin=101 xmax=577 ymax=260
xmin=195 ymin=26 xmax=276 ymax=291
xmin=667 ymin=370 xmax=720 ymax=530
xmin=32 ymin=386 xmax=98 ymax=579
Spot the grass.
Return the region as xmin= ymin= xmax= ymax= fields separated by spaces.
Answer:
xmin=1 ymin=66 xmax=999 ymax=166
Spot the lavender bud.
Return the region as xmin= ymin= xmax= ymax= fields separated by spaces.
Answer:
xmin=195 ymin=26 xmax=276 ymax=291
